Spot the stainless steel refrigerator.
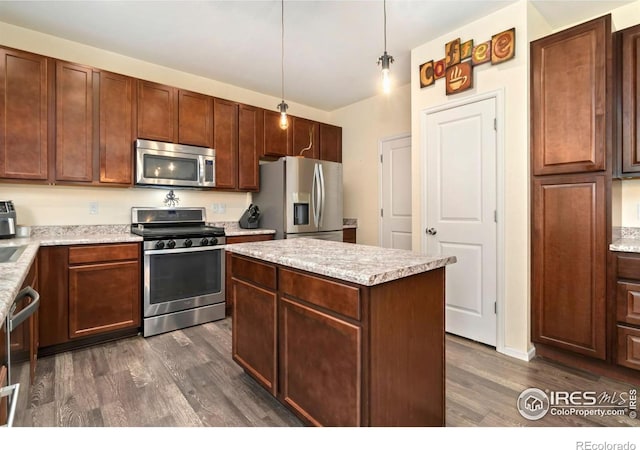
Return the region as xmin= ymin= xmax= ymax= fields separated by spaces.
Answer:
xmin=253 ymin=156 xmax=343 ymax=241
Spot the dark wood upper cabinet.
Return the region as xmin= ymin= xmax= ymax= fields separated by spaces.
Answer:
xmin=263 ymin=109 xmax=291 ymax=158
xmin=238 ymin=104 xmax=263 ymax=191
xmin=620 ymin=24 xmax=640 ymax=175
xmin=532 ymin=174 xmax=607 ymax=360
xmin=98 ymin=71 xmax=135 ymax=185
xmin=290 ymin=117 xmax=319 ymax=159
xmin=55 ymin=61 xmax=93 ymax=182
xmin=531 ymin=15 xmax=610 ymax=175
xmin=0 ymin=47 xmax=49 ymax=180
xmin=213 ymin=98 xmax=239 ymax=189
xmin=178 ymin=89 xmax=213 ymax=148
xmin=319 ymin=123 xmax=342 ymax=163
xmin=137 ymin=80 xmax=177 ymax=143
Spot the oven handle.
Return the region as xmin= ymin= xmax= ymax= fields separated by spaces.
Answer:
xmin=145 ymin=244 xmax=226 ymax=255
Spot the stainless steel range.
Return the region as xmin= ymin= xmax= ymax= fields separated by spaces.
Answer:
xmin=131 ymin=207 xmax=226 ymax=337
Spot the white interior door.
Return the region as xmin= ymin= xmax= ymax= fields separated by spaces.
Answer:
xmin=424 ymin=97 xmax=497 ymax=346
xmin=380 ymin=135 xmax=412 ymax=250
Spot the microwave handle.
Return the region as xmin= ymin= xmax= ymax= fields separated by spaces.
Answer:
xmin=198 ymin=155 xmax=205 ymax=184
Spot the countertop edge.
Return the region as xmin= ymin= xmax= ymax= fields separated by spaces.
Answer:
xmin=610 ymin=238 xmax=640 ymax=253
xmin=226 ymin=242 xmax=456 ymax=286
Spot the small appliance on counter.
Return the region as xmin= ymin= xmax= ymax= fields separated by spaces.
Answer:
xmin=0 ymin=200 xmax=16 ymax=239
xmin=239 ymin=204 xmax=261 ymax=229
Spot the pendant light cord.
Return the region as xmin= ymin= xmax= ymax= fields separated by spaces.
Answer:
xmin=383 ymin=0 xmax=387 ymax=52
xmin=281 ymin=0 xmax=285 ymax=102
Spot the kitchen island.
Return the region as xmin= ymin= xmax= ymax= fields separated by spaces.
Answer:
xmin=225 ymin=238 xmax=456 ymax=427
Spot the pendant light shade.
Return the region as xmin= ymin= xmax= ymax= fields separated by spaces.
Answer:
xmin=277 ymin=0 xmax=289 ymax=130
xmin=377 ymin=0 xmax=394 ymax=94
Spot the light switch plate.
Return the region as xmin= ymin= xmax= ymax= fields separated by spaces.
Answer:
xmin=89 ymin=202 xmax=99 ymax=215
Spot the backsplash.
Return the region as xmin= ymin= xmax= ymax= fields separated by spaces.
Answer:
xmin=1 ymin=184 xmax=251 ymax=226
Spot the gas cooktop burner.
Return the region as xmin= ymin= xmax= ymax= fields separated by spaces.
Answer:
xmin=131 ymin=225 xmax=225 ymax=239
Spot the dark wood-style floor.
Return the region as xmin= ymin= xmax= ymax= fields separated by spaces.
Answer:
xmin=12 ymin=318 xmax=638 ymax=427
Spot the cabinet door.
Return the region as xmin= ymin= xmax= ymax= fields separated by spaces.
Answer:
xmin=38 ymin=246 xmax=69 ymax=348
xmin=99 ymin=71 xmax=135 ymax=184
xmin=137 ymin=80 xmax=177 ymax=143
xmin=263 ymin=109 xmax=291 ymax=157
xmin=532 ymin=174 xmax=607 ymax=359
xmin=55 ymin=61 xmax=93 ymax=182
xmin=0 ymin=48 xmax=49 ymax=180
xmin=290 ymin=117 xmax=319 ymax=159
xmin=280 ymin=297 xmax=361 ymax=426
xmin=531 ymin=15 xmax=610 ymax=175
xmin=319 ymin=123 xmax=342 ymax=163
xmin=178 ymin=90 xmax=213 ymax=148
xmin=68 ymin=260 xmax=140 ymax=338
xmin=232 ymin=278 xmax=277 ymax=395
xmin=213 ymin=98 xmax=238 ymax=189
xmin=621 ymin=24 xmax=640 ymax=174
xmin=238 ymin=104 xmax=263 ymax=191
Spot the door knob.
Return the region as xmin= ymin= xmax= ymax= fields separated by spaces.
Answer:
xmin=426 ymin=227 xmax=437 ymax=235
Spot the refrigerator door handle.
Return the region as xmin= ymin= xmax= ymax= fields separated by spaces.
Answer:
xmin=311 ymin=163 xmax=320 ymax=226
xmin=318 ymin=164 xmax=325 ymax=227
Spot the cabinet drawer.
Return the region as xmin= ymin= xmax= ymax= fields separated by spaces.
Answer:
xmin=617 ymin=325 xmax=640 ymax=371
xmin=279 ymin=269 xmax=360 ymax=321
xmin=617 ymin=281 xmax=640 ymax=326
xmin=226 ymin=234 xmax=274 ymax=244
xmin=69 ymin=243 xmax=139 ymax=265
xmin=231 ymin=255 xmax=276 ymax=290
xmin=616 ymin=255 xmax=640 ymax=280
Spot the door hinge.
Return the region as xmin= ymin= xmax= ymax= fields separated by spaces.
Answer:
xmin=494 ymin=210 xmax=497 ymax=223
xmin=494 ymin=302 xmax=497 ymax=314
xmin=380 ymin=208 xmax=384 ymax=217
xmin=493 ymin=118 xmax=497 ymax=131
xmin=380 ymin=154 xmax=383 ymax=163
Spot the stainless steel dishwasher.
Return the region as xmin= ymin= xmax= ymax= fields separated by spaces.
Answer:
xmin=2 ymin=286 xmax=39 ymax=427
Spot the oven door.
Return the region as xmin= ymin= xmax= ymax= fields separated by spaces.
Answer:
xmin=143 ymin=245 xmax=225 ymax=317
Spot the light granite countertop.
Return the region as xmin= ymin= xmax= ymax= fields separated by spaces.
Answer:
xmin=211 ymin=222 xmax=276 ymax=237
xmin=226 ymin=238 xmax=456 ymax=286
xmin=610 ymin=238 xmax=640 ymax=253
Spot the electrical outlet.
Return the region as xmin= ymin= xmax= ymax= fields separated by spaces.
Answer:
xmin=89 ymin=201 xmax=99 ymax=215
xmin=219 ymin=203 xmax=226 ymax=214
xmin=212 ymin=203 xmax=219 ymax=213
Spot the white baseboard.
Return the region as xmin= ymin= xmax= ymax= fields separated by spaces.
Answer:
xmin=498 ymin=345 xmax=536 ymax=362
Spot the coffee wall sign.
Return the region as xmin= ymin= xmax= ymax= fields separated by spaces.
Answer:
xmin=419 ymin=27 xmax=515 ymax=95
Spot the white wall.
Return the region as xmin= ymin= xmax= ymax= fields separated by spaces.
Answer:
xmin=0 ymin=21 xmax=331 ymax=226
xmin=330 ymin=84 xmax=411 ymax=245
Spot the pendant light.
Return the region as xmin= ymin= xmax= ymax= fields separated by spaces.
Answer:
xmin=377 ymin=0 xmax=394 ymax=94
xmin=277 ymin=0 xmax=289 ymax=130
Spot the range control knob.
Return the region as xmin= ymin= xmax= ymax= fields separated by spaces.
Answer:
xmin=155 ymin=241 xmax=165 ymax=250
xmin=167 ymin=240 xmax=176 ymax=249
xmin=184 ymin=239 xmax=192 ymax=248
xmin=209 ymin=237 xmax=218 ymax=246
xmin=200 ymin=238 xmax=209 ymax=246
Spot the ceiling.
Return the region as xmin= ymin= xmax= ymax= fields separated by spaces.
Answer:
xmin=0 ymin=1 xmax=633 ymax=111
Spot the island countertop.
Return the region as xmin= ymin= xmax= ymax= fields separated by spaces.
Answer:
xmin=225 ymin=238 xmax=456 ymax=286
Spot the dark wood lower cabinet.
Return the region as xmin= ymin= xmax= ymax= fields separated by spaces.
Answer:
xmin=38 ymin=243 xmax=141 ymax=355
xmin=280 ymin=297 xmax=361 ymax=426
xmin=0 ymin=366 xmax=6 ymax=425
xmin=343 ymin=228 xmax=356 ymax=244
xmin=68 ymin=260 xmax=140 ymax=338
xmin=230 ymin=253 xmax=445 ymax=426
xmin=232 ymin=279 xmax=277 ymax=395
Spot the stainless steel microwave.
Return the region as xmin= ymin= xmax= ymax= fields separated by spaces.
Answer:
xmin=135 ymin=139 xmax=215 ymax=188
